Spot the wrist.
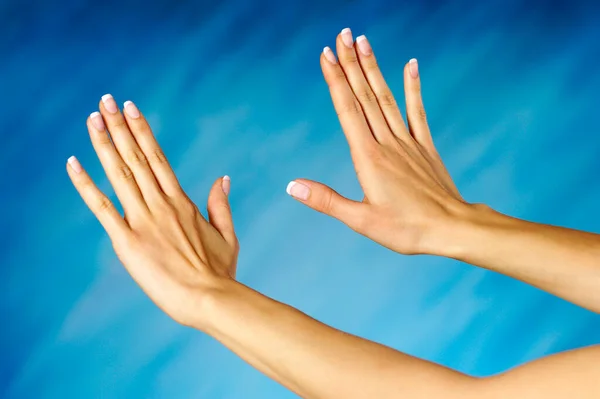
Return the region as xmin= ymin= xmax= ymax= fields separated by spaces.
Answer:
xmin=191 ymin=276 xmax=245 ymax=334
xmin=425 ymin=201 xmax=504 ymax=260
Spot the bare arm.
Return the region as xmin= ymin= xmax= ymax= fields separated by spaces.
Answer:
xmin=289 ymin=29 xmax=600 ymax=313
xmin=67 ymin=93 xmax=480 ymax=399
xmin=485 ymin=345 xmax=600 ymax=399
xmin=200 ymin=279 xmax=600 ymax=399
xmin=441 ymin=205 xmax=600 ymax=312
xmin=66 ymin=30 xmax=600 ymax=399
xmin=202 ymin=279 xmax=477 ymax=399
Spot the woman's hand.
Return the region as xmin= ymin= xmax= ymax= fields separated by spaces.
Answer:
xmin=67 ymin=95 xmax=238 ymax=328
xmin=287 ymin=29 xmax=470 ymax=255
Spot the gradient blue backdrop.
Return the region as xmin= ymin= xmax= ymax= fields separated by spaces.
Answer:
xmin=2 ymin=0 xmax=600 ymax=397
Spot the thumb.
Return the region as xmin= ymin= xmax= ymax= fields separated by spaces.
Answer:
xmin=286 ymin=179 xmax=368 ymax=232
xmin=207 ymin=175 xmax=236 ymax=246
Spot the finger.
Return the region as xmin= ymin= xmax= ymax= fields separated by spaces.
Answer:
xmin=68 ymin=155 xmax=178 ymax=305
xmin=207 ymin=175 xmax=236 ymax=246
xmin=335 ymin=29 xmax=395 ymax=146
xmin=355 ymin=35 xmax=410 ymax=141
xmin=87 ymin=112 xmax=148 ymax=216
xmin=66 ymin=156 xmax=129 ymax=241
xmin=404 ymin=59 xmax=433 ymax=147
xmin=121 ymin=100 xmax=184 ymax=198
xmin=402 ymin=63 xmax=461 ymax=197
xmin=321 ymin=46 xmax=377 ymax=162
xmin=98 ymin=95 xmax=163 ymax=204
xmin=286 ymin=179 xmax=369 ymax=233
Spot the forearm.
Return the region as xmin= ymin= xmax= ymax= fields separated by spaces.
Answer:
xmin=198 ymin=279 xmax=478 ymax=399
xmin=439 ymin=204 xmax=600 ymax=312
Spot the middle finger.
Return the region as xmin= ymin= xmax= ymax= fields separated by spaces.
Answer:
xmin=336 ymin=28 xmax=395 ymax=145
xmin=99 ymin=94 xmax=163 ymax=204
xmin=87 ymin=111 xmax=148 ymax=217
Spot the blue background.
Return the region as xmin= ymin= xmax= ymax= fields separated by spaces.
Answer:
xmin=2 ymin=0 xmax=600 ymax=397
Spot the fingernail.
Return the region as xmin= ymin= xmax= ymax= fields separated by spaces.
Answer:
xmin=409 ymin=58 xmax=419 ymax=79
xmin=101 ymin=94 xmax=118 ymax=114
xmin=68 ymin=156 xmax=82 ymax=174
xmin=341 ymin=28 xmax=353 ymax=48
xmin=286 ymin=181 xmax=310 ymax=201
xmin=356 ymin=35 xmax=372 ymax=56
xmin=222 ymin=175 xmax=231 ymax=196
xmin=123 ymin=100 xmax=140 ymax=119
xmin=90 ymin=111 xmax=105 ymax=131
xmin=323 ymin=46 xmax=337 ymax=64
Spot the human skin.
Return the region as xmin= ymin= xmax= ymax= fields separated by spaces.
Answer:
xmin=287 ymin=29 xmax=600 ymax=314
xmin=67 ymin=28 xmax=600 ymax=398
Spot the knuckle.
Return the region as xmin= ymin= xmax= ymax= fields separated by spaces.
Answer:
xmin=147 ymin=148 xmax=168 ymax=166
xmin=340 ymin=52 xmax=358 ymax=65
xmin=180 ymin=198 xmax=199 ymax=217
xmin=319 ymin=189 xmax=335 ymax=215
xmin=96 ymin=196 xmax=115 ymax=214
xmin=157 ymin=196 xmax=175 ymax=211
xmin=356 ymin=89 xmax=377 ymax=104
xmin=416 ymin=105 xmax=427 ymax=121
xmin=336 ymin=100 xmax=362 ymax=117
xmin=116 ymin=163 xmax=134 ymax=181
xmin=125 ymin=148 xmax=148 ymax=166
xmin=377 ymin=91 xmax=397 ymax=108
xmin=157 ymin=200 xmax=177 ymax=219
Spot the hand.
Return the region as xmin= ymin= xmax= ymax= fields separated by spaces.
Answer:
xmin=66 ymin=95 xmax=238 ymax=327
xmin=287 ymin=30 xmax=469 ymax=255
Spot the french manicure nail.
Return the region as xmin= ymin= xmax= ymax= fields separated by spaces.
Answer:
xmin=356 ymin=35 xmax=372 ymax=56
xmin=341 ymin=28 xmax=353 ymax=48
xmin=101 ymin=94 xmax=118 ymax=114
xmin=90 ymin=111 xmax=105 ymax=131
xmin=323 ymin=46 xmax=337 ymax=64
xmin=123 ymin=100 xmax=140 ymax=119
xmin=286 ymin=181 xmax=310 ymax=201
xmin=68 ymin=156 xmax=82 ymax=174
xmin=222 ymin=175 xmax=231 ymax=196
xmin=409 ymin=58 xmax=419 ymax=79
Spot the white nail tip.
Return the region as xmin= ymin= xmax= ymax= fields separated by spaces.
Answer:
xmin=341 ymin=28 xmax=351 ymax=34
xmin=67 ymin=155 xmax=76 ymax=164
xmin=356 ymin=35 xmax=367 ymax=42
xmin=223 ymin=175 xmax=230 ymax=181
xmin=101 ymin=94 xmax=113 ymax=103
xmin=286 ymin=181 xmax=296 ymax=195
xmin=90 ymin=111 xmax=100 ymax=118
xmin=123 ymin=100 xmax=133 ymax=108
xmin=409 ymin=58 xmax=418 ymax=64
